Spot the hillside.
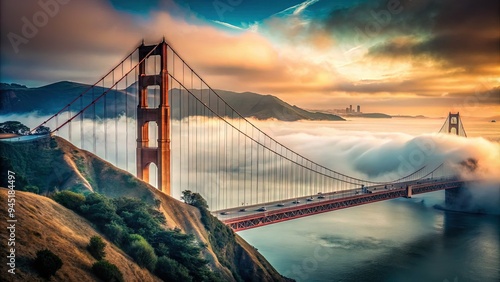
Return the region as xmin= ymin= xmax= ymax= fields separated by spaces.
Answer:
xmin=0 ymin=136 xmax=292 ymax=282
xmin=0 ymin=81 xmax=344 ymax=121
xmin=0 ymin=188 xmax=161 ymax=282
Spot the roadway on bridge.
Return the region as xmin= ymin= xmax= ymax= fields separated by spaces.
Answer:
xmin=0 ymin=134 xmax=49 ymax=142
xmin=213 ymin=178 xmax=443 ymax=221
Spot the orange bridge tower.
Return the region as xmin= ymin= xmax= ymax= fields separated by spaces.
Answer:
xmin=136 ymin=41 xmax=171 ymax=194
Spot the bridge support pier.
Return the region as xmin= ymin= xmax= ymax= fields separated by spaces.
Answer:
xmin=136 ymin=41 xmax=171 ymax=195
xmin=406 ymin=185 xmax=412 ymax=198
xmin=445 ymin=185 xmax=469 ymax=210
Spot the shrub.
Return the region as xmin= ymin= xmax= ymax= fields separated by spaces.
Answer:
xmin=155 ymin=256 xmax=192 ymax=282
xmin=23 ymin=185 xmax=39 ymax=194
xmin=152 ymin=230 xmax=207 ymax=275
xmin=127 ymin=235 xmax=157 ymax=271
xmin=103 ymin=221 xmax=129 ymax=246
xmin=33 ymin=249 xmax=63 ymax=279
xmin=80 ymin=193 xmax=120 ymax=225
xmin=181 ymin=190 xmax=208 ymax=209
xmin=113 ymin=197 xmax=165 ymax=242
xmin=88 ymin=236 xmax=107 ymax=260
xmin=92 ymin=260 xmax=124 ymax=282
xmin=52 ymin=190 xmax=85 ymax=211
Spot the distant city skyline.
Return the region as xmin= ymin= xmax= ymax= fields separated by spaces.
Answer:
xmin=0 ymin=0 xmax=498 ymax=117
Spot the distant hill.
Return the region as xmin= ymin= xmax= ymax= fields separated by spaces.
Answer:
xmin=354 ymin=113 xmax=392 ymax=119
xmin=0 ymin=81 xmax=344 ymax=121
xmin=330 ymin=112 xmax=392 ymax=119
xmin=1 ymin=81 xmax=96 ymax=115
xmin=0 ymin=136 xmax=292 ymax=282
xmin=209 ymin=89 xmax=344 ymax=121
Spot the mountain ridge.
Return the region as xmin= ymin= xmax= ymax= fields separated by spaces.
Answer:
xmin=0 ymin=81 xmax=344 ymax=121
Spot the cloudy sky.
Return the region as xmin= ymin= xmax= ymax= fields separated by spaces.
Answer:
xmin=1 ymin=0 xmax=498 ymax=117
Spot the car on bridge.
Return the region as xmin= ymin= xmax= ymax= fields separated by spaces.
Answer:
xmin=292 ymin=200 xmax=300 ymax=204
xmin=239 ymin=208 xmax=247 ymax=212
xmin=257 ymin=207 xmax=267 ymax=212
xmin=306 ymin=197 xmax=314 ymax=201
xmin=220 ymin=211 xmax=229 ymax=215
xmin=277 ymin=203 xmax=285 ymax=207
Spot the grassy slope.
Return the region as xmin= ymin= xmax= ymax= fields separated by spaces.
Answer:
xmin=0 ymin=136 xmax=290 ymax=282
xmin=0 ymin=188 xmax=161 ymax=282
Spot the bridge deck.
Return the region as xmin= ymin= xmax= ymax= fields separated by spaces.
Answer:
xmin=218 ymin=179 xmax=463 ymax=232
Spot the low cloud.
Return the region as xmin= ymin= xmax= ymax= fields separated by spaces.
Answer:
xmin=2 ymin=112 xmax=498 ymax=212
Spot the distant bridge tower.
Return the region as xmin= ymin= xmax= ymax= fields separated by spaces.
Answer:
xmin=136 ymin=41 xmax=171 ymax=194
xmin=448 ymin=112 xmax=460 ymax=135
xmin=439 ymin=112 xmax=467 ymax=208
xmin=439 ymin=112 xmax=467 ymax=137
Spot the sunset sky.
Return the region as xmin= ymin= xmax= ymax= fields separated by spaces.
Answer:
xmin=1 ymin=0 xmax=498 ymax=117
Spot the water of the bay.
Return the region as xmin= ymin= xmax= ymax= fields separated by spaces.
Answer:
xmin=239 ymin=117 xmax=500 ymax=282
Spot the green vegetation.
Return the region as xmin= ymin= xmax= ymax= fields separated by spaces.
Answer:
xmin=91 ymin=260 xmax=124 ymax=282
xmin=151 ymin=229 xmax=212 ymax=281
xmin=113 ymin=197 xmax=165 ymax=242
xmin=88 ymin=236 xmax=107 ymax=260
xmin=0 ymin=121 xmax=30 ymax=135
xmin=53 ymin=190 xmax=86 ymax=210
xmin=79 ymin=193 xmax=120 ymax=226
xmin=33 ymin=249 xmax=63 ymax=279
xmin=155 ymin=256 xmax=192 ymax=282
xmin=52 ymin=191 xmax=220 ymax=281
xmin=22 ymin=185 xmax=39 ymax=194
xmin=103 ymin=221 xmax=128 ymax=246
xmin=0 ymin=137 xmax=65 ymax=193
xmin=127 ymin=235 xmax=157 ymax=271
xmin=182 ymin=190 xmax=242 ymax=281
xmin=181 ymin=190 xmax=208 ymax=209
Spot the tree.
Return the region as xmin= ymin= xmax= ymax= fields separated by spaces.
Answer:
xmin=88 ymin=236 xmax=107 ymax=260
xmin=33 ymin=249 xmax=63 ymax=279
xmin=155 ymin=256 xmax=192 ymax=282
xmin=181 ymin=190 xmax=193 ymax=204
xmin=23 ymin=185 xmax=39 ymax=194
xmin=113 ymin=197 xmax=165 ymax=242
xmin=92 ymin=260 xmax=124 ymax=282
xmin=103 ymin=221 xmax=129 ymax=246
xmin=151 ymin=230 xmax=207 ymax=273
xmin=181 ymin=190 xmax=208 ymax=209
xmin=33 ymin=125 xmax=51 ymax=135
xmin=79 ymin=193 xmax=120 ymax=225
xmin=52 ymin=190 xmax=86 ymax=211
xmin=127 ymin=234 xmax=157 ymax=271
xmin=0 ymin=121 xmax=30 ymax=135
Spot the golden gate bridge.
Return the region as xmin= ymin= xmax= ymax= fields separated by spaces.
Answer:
xmin=30 ymin=40 xmax=469 ymax=231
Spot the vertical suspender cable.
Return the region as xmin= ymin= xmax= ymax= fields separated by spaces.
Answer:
xmin=104 ymin=79 xmax=107 ymax=160
xmin=125 ymin=58 xmax=129 ymax=172
xmin=134 ymin=58 xmax=138 ymax=174
xmin=180 ymin=63 xmax=184 ymax=197
xmin=80 ymin=95 xmax=83 ymax=149
xmin=92 ymin=87 xmax=96 ymax=154
xmin=68 ymin=104 xmax=72 ymax=142
xmin=115 ymin=76 xmax=118 ymax=165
